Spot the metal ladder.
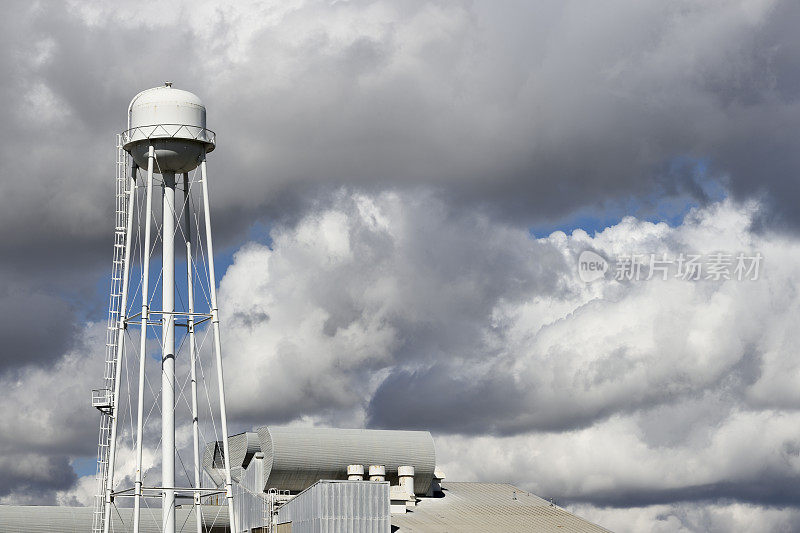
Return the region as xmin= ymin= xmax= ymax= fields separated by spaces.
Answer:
xmin=91 ymin=135 xmax=129 ymax=533
xmin=265 ymin=488 xmax=291 ymax=532
xmin=264 ymin=489 xmax=274 ymax=532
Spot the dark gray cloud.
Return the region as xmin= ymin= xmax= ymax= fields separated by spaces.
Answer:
xmin=0 ymin=289 xmax=77 ymax=370
xmin=568 ymin=475 xmax=800 ymax=509
xmin=367 ymin=337 xmax=766 ymax=436
xmin=3 ymin=0 xmax=800 ymax=262
xmin=0 ymin=322 xmax=102 ymax=504
xmin=0 ymin=455 xmax=76 ymax=503
xmin=366 ymin=364 xmax=532 ymax=434
xmin=194 ymin=0 xmax=800 ymax=228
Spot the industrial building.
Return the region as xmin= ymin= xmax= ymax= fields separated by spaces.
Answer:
xmin=201 ymin=425 xmax=611 ymax=532
xmin=0 ymin=426 xmax=611 ymax=532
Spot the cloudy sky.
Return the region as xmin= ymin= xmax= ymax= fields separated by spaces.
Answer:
xmin=2 ymin=0 xmax=800 ymax=531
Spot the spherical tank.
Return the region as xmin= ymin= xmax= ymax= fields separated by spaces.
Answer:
xmin=123 ymin=83 xmax=215 ymax=174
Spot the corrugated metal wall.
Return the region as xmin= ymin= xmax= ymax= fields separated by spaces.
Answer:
xmin=233 ymin=453 xmax=269 ymax=531
xmin=276 ymin=480 xmax=390 ymax=533
xmin=233 ymin=480 xmax=267 ymax=532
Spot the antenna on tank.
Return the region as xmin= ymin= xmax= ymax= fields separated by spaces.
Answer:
xmin=91 ymin=84 xmax=236 ymax=533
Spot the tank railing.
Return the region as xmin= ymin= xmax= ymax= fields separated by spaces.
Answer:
xmin=122 ymin=124 xmax=216 ymax=147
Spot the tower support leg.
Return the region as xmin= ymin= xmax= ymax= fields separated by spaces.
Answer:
xmin=133 ymin=145 xmax=155 ymax=533
xmin=184 ymin=172 xmax=203 ymax=533
xmin=162 ymin=170 xmax=177 ymax=533
xmin=200 ymin=154 xmax=238 ymax=533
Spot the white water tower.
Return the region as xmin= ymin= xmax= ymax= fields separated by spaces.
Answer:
xmin=91 ymin=83 xmax=237 ymax=533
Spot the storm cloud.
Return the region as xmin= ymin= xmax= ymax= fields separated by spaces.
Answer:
xmin=4 ymin=0 xmax=800 ymax=251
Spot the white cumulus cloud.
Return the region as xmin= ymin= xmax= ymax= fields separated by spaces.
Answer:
xmin=209 ymin=190 xmax=800 ymax=530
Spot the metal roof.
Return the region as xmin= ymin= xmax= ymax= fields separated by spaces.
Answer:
xmin=0 ymin=483 xmax=611 ymax=533
xmin=227 ymin=431 xmax=261 ymax=471
xmin=0 ymin=505 xmax=229 ymax=533
xmin=391 ymin=482 xmax=612 ymax=533
xmin=203 ymin=440 xmax=225 ymax=486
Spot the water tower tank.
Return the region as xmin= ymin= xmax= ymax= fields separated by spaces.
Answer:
xmin=122 ymin=82 xmax=215 ymax=173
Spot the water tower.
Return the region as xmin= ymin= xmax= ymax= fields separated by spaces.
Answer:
xmin=91 ymin=83 xmax=237 ymax=533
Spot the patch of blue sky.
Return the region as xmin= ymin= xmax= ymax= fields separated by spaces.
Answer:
xmin=246 ymin=220 xmax=274 ymax=248
xmin=84 ymin=237 xmax=241 ymax=365
xmin=531 ymin=157 xmax=727 ymax=238
xmin=71 ymin=456 xmax=97 ymax=478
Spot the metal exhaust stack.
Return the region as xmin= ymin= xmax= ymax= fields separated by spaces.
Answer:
xmin=348 ymin=464 xmax=365 ymax=481
xmin=369 ymin=465 xmax=386 ymax=482
xmin=398 ymin=466 xmax=415 ymax=497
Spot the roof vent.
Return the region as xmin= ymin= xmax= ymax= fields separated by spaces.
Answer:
xmin=347 ymin=464 xmax=365 ymax=481
xmin=369 ymin=465 xmax=386 ymax=482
